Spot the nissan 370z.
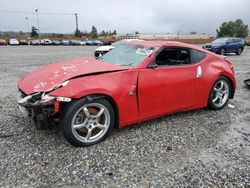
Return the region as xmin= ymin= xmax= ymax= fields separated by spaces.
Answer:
xmin=17 ymin=41 xmax=236 ymax=147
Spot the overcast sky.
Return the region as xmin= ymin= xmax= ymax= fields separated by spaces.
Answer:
xmin=0 ymin=0 xmax=249 ymax=35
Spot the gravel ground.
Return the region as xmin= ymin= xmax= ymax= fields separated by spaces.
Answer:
xmin=0 ymin=45 xmax=250 ymax=187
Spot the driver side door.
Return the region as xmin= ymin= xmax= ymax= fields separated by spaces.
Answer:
xmin=138 ymin=47 xmax=203 ymax=119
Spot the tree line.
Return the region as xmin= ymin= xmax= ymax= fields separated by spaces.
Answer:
xmin=27 ymin=19 xmax=249 ymax=38
xmin=30 ymin=25 xmax=117 ymax=38
xmin=216 ymin=19 xmax=249 ymax=38
xmin=75 ymin=26 xmax=117 ymax=38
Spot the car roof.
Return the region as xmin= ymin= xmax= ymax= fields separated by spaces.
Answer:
xmin=217 ymin=37 xmax=242 ymax=40
xmin=127 ymin=40 xmax=204 ymax=50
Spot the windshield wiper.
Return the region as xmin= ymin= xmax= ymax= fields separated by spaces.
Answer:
xmin=120 ymin=63 xmax=134 ymax=66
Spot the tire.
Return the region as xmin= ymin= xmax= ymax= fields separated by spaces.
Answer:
xmin=220 ymin=48 xmax=226 ymax=55
xmin=208 ymin=76 xmax=231 ymax=110
xmin=61 ymin=98 xmax=115 ymax=147
xmin=236 ymin=48 xmax=242 ymax=55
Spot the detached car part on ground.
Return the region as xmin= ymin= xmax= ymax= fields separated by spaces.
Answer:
xmin=17 ymin=41 xmax=236 ymax=147
xmin=203 ymin=37 xmax=245 ymax=55
xmin=244 ymin=79 xmax=250 ymax=88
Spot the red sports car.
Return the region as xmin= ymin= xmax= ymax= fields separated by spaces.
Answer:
xmin=17 ymin=41 xmax=236 ymax=147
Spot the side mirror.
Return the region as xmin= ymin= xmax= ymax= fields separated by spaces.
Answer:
xmin=148 ymin=62 xmax=158 ymax=69
xmin=96 ymin=53 xmax=103 ymax=59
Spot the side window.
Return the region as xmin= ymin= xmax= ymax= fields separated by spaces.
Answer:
xmin=233 ymin=38 xmax=239 ymax=43
xmin=227 ymin=39 xmax=233 ymax=44
xmin=155 ymin=48 xmax=191 ymax=66
xmin=191 ymin=49 xmax=206 ymax=64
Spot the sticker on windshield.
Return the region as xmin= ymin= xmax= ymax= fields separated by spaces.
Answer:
xmin=136 ymin=48 xmax=153 ymax=56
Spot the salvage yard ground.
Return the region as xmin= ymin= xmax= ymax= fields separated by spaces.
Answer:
xmin=0 ymin=46 xmax=250 ymax=187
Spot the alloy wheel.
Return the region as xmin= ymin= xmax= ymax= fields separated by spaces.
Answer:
xmin=211 ymin=79 xmax=229 ymax=108
xmin=71 ymin=103 xmax=110 ymax=143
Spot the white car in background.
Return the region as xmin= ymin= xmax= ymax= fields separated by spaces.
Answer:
xmin=79 ymin=40 xmax=86 ymax=45
xmin=40 ymin=39 xmax=52 ymax=45
xmin=94 ymin=39 xmax=144 ymax=58
xmin=8 ymin=39 xmax=19 ymax=45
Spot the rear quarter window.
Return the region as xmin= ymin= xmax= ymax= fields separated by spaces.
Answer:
xmin=233 ymin=38 xmax=240 ymax=43
xmin=191 ymin=49 xmax=206 ymax=64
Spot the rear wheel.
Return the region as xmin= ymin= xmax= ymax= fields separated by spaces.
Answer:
xmin=208 ymin=76 xmax=231 ymax=110
xmin=236 ymin=48 xmax=242 ymax=55
xmin=61 ymin=98 xmax=115 ymax=147
xmin=220 ymin=48 xmax=226 ymax=55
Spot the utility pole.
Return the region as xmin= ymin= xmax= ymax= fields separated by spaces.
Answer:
xmin=25 ymin=17 xmax=29 ymax=34
xmin=35 ymin=9 xmax=40 ymax=37
xmin=75 ymin=13 xmax=79 ymax=37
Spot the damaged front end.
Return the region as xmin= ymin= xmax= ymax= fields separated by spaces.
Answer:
xmin=17 ymin=90 xmax=71 ymax=130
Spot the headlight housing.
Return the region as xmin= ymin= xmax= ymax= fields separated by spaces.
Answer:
xmin=53 ymin=80 xmax=69 ymax=90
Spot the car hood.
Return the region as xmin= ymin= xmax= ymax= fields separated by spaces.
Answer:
xmin=204 ymin=43 xmax=224 ymax=47
xmin=18 ymin=57 xmax=128 ymax=95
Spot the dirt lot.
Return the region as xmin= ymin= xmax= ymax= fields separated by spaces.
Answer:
xmin=0 ymin=46 xmax=250 ymax=187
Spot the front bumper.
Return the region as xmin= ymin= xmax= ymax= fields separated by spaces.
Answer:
xmin=17 ymin=89 xmax=71 ymax=129
xmin=18 ymin=93 xmax=55 ymax=108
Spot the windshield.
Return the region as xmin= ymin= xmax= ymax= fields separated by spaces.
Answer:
xmin=100 ymin=43 xmax=156 ymax=66
xmin=212 ymin=38 xmax=228 ymax=44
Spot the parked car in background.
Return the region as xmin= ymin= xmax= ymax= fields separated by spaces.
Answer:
xmin=92 ymin=40 xmax=103 ymax=46
xmin=61 ymin=40 xmax=70 ymax=45
xmin=94 ymin=39 xmax=144 ymax=58
xmin=69 ymin=40 xmax=81 ymax=45
xmin=79 ymin=40 xmax=86 ymax=45
xmin=85 ymin=40 xmax=95 ymax=45
xmin=40 ymin=39 xmax=52 ymax=45
xmin=102 ymin=41 xmax=112 ymax=45
xmin=85 ymin=40 xmax=103 ymax=46
xmin=8 ymin=38 xmax=19 ymax=45
xmin=203 ymin=37 xmax=245 ymax=55
xmin=94 ymin=45 xmax=115 ymax=58
xmin=0 ymin=39 xmax=7 ymax=45
xmin=51 ymin=40 xmax=62 ymax=45
xmin=19 ymin=40 xmax=28 ymax=45
xmin=17 ymin=40 xmax=236 ymax=147
xmin=30 ymin=40 xmax=40 ymax=45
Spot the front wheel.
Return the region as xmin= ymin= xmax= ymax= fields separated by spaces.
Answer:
xmin=236 ymin=48 xmax=242 ymax=55
xmin=61 ymin=98 xmax=115 ymax=147
xmin=208 ymin=76 xmax=231 ymax=110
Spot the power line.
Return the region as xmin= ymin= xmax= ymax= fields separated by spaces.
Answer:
xmin=0 ymin=10 xmax=35 ymax=14
xmin=39 ymin=12 xmax=75 ymax=16
xmin=0 ymin=10 xmax=75 ymax=16
xmin=0 ymin=10 xmax=79 ymax=36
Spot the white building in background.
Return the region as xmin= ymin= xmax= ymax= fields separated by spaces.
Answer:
xmin=119 ymin=33 xmax=214 ymax=40
xmin=119 ymin=34 xmax=139 ymax=40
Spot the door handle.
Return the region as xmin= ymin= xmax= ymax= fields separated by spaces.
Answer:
xmin=196 ymin=66 xmax=202 ymax=78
